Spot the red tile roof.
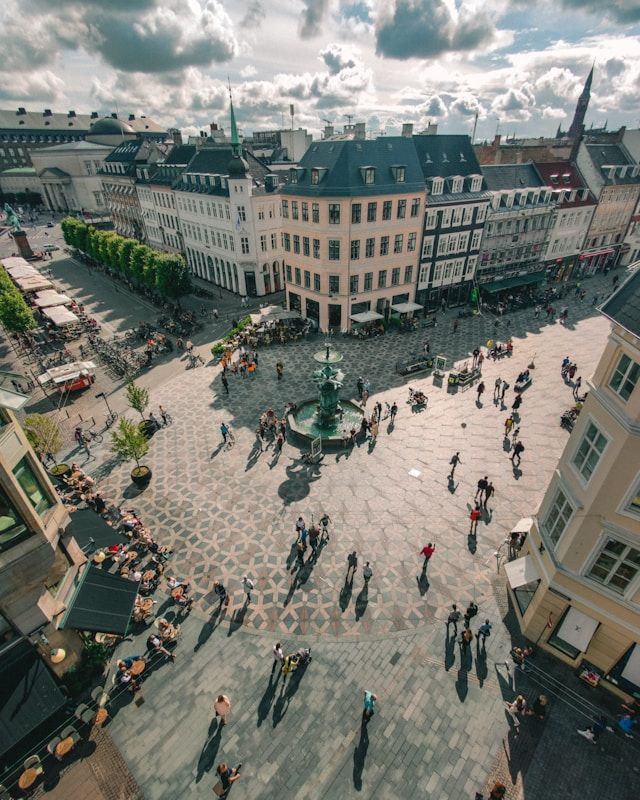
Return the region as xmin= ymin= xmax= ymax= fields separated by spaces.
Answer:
xmin=533 ymin=161 xmax=596 ymax=207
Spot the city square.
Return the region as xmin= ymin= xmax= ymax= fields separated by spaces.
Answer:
xmin=1 ymin=235 xmax=637 ymax=799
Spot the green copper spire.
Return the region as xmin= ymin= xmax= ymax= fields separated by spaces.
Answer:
xmin=228 ymin=80 xmax=241 ymax=158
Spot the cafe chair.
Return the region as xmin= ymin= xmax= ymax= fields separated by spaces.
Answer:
xmin=23 ymin=755 xmax=43 ymax=772
xmin=73 ymin=703 xmax=95 ymax=724
xmin=46 ymin=736 xmax=62 ymax=757
xmin=60 ymin=725 xmax=81 ymax=744
xmin=0 ymin=782 xmax=11 ymax=800
xmin=91 ymin=686 xmax=110 ymax=706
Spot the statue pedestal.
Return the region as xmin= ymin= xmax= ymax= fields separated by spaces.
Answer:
xmin=12 ymin=231 xmax=35 ymax=260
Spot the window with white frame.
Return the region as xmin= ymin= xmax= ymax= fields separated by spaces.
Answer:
xmin=541 ymin=487 xmax=574 ymax=545
xmin=572 ymin=422 xmax=608 ymax=482
xmin=471 ymin=176 xmax=483 ymax=192
xmin=422 ymin=237 xmax=434 ymax=258
xmin=462 ymin=206 xmax=473 ymax=225
xmin=476 ymin=205 xmax=487 ymax=223
xmin=452 ymin=207 xmax=463 ymax=226
xmin=431 ymin=178 xmax=444 ymax=195
xmin=441 ymin=208 xmax=452 ymax=227
xmin=470 ymin=230 xmax=482 ymax=249
xmin=425 ymin=210 xmax=437 ymax=229
xmin=587 ymin=538 xmax=640 ymax=595
xmin=465 ymin=255 xmax=477 ymax=275
xmin=609 ymin=353 xmax=640 ymax=402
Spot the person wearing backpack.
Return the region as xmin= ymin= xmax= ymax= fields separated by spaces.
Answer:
xmin=511 ymin=440 xmax=525 ymax=466
xmin=477 ymin=619 xmax=492 ymax=648
xmin=446 ymin=604 xmax=462 ymax=637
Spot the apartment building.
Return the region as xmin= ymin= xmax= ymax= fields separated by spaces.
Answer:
xmin=534 ymin=161 xmax=596 ymax=281
xmin=478 ymin=163 xmax=556 ymax=292
xmin=280 ymin=137 xmax=425 ymax=330
xmin=413 ymin=134 xmax=491 ymax=309
xmin=506 ymin=271 xmax=640 ymax=699
xmin=575 ymin=142 xmax=640 ymax=273
xmin=100 ymin=138 xmax=169 ymax=240
xmin=136 ymin=145 xmax=197 ymax=254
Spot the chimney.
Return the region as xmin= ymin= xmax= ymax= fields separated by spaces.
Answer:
xmin=402 ymin=123 xmax=414 ymax=138
xmin=111 ymin=112 xmax=118 ymax=119
xmin=172 ymin=129 xmax=183 ymax=146
xmin=43 ymin=109 xmax=52 ymax=116
xmin=90 ymin=111 xmax=99 ymax=119
xmin=128 ymin=114 xmax=135 ymax=121
xmin=493 ymin=134 xmax=501 ymax=148
xmin=68 ymin=110 xmax=76 ymax=118
xmin=354 ymin=122 xmax=366 ymax=139
xmin=323 ymin=124 xmax=334 ymax=139
xmin=16 ymin=107 xmax=26 ymax=115
xmin=210 ymin=122 xmax=218 ymax=131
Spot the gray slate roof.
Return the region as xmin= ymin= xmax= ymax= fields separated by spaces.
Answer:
xmin=412 ymin=134 xmax=483 ymax=180
xmin=481 ymin=162 xmax=544 ymax=191
xmin=0 ymin=108 xmax=165 ymax=134
xmin=281 ymin=137 xmax=425 ymax=197
xmin=600 ymin=268 xmax=640 ymax=338
xmin=175 ymin=145 xmax=272 ymax=196
xmin=585 ymin=144 xmax=639 ymax=185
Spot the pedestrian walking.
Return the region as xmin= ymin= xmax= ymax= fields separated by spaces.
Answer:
xmin=573 ymin=376 xmax=582 ymax=398
xmin=484 ymin=482 xmax=495 ymax=509
xmin=504 ymin=416 xmax=514 ymax=435
xmin=271 ymin=642 xmax=284 ymax=675
xmin=295 ymin=515 xmax=305 ymax=537
xmin=276 ymin=361 xmax=284 ymax=380
xmin=526 ymin=694 xmax=548 ymax=720
xmin=500 ymin=379 xmax=509 ymax=402
xmin=475 ymin=476 xmax=488 ymax=501
xmin=213 ymin=308 xmax=219 ymax=320
xmin=346 ymin=551 xmax=358 ymax=580
xmin=446 ymin=604 xmax=462 ymax=636
xmin=504 ymin=657 xmax=518 ymax=690
xmin=363 ymin=690 xmax=377 ymax=720
xmin=295 ymin=539 xmax=306 ymax=568
xmin=476 ymin=381 xmax=485 ymax=404
xmin=534 ymin=304 xmax=541 ymax=319
xmin=214 ymin=762 xmax=241 ymax=796
xmin=449 ymin=451 xmax=461 ymax=478
xmin=478 ymin=352 xmax=484 ymax=370
xmin=472 ymin=347 xmax=480 ymax=368
xmin=463 ymin=601 xmax=478 ymax=627
xmin=504 ymin=695 xmax=527 ymax=736
xmin=568 ymin=363 xmax=577 ymax=380
xmin=370 ymin=419 xmax=379 ymax=441
xmin=511 ymin=440 xmax=525 ymax=466
xmin=423 ymin=341 xmax=430 ymax=356
xmin=320 ymin=513 xmax=331 ymax=541
xmin=469 ymin=504 xmax=482 ymax=536
xmin=308 ymin=524 xmax=320 ymax=556
xmin=390 ymin=402 xmax=398 ymax=422
xmin=214 ymin=580 xmax=229 ymax=607
xmin=363 ymin=562 xmax=373 ymax=585
xmin=459 ymin=627 xmax=474 ymax=652
xmin=81 ymin=432 xmax=91 ymax=457
xmin=213 ymin=694 xmax=231 ymax=726
xmin=420 ymin=542 xmax=435 ymax=570
xmin=242 ymin=576 xmax=254 ymax=603
xmin=441 ymin=296 xmax=446 ymax=312
xmin=453 ymin=319 xmax=459 ymax=333
xmin=493 ymin=377 xmax=502 ymax=401
xmin=356 ymin=377 xmax=364 ymax=399
xmin=220 ymin=422 xmax=229 ymax=444
xmin=511 ymin=394 xmax=522 ymax=412
xmin=477 ymin=619 xmax=492 ymax=647
xmin=159 ymin=405 xmax=169 ymax=426
xmin=221 ymin=374 xmax=229 ymax=394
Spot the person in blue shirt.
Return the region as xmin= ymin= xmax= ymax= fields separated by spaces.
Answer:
xmin=363 ymin=690 xmax=377 ymax=720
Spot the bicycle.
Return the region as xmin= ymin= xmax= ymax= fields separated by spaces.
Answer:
xmin=104 ymin=411 xmax=119 ymax=429
xmin=84 ymin=427 xmax=103 ymax=444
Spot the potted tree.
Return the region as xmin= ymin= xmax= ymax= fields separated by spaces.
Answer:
xmin=110 ymin=417 xmax=151 ymax=486
xmin=125 ymin=380 xmax=155 ymax=439
xmin=23 ymin=414 xmax=69 ymax=481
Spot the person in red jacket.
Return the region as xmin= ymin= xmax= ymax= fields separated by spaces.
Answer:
xmin=469 ymin=504 xmax=482 ymax=536
xmin=420 ymin=542 xmax=436 ymax=570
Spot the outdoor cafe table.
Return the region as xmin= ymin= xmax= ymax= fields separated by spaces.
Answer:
xmin=94 ymin=708 xmax=108 ymax=726
xmin=142 ymin=570 xmax=156 ymax=582
xmin=18 ymin=768 xmax=40 ymax=790
xmin=55 ymin=736 xmax=74 ymax=758
xmin=130 ymin=659 xmax=146 ymax=677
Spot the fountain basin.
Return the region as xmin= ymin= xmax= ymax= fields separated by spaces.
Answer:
xmin=288 ymin=398 xmax=364 ymax=447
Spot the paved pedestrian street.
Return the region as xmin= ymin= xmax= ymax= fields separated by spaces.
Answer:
xmin=58 ymin=274 xmax=640 ymax=799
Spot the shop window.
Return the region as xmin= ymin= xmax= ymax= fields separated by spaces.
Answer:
xmin=13 ymin=459 xmax=53 ymax=516
xmin=587 ymin=538 xmax=640 ymax=595
xmin=604 ymin=644 xmax=640 ymax=696
xmin=0 ymin=485 xmax=31 ymax=552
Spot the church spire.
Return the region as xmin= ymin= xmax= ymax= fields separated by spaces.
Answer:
xmin=228 ymin=79 xmax=241 ymax=158
xmin=568 ymin=63 xmax=594 ymax=140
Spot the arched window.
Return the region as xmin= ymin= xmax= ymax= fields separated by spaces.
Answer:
xmin=207 ymin=255 xmax=214 ymax=283
xmin=232 ymin=263 xmax=239 ymax=294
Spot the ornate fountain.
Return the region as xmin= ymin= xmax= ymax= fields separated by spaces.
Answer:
xmin=287 ymin=341 xmax=364 ymax=446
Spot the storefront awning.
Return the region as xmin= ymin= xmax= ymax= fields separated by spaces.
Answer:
xmin=0 ymin=638 xmax=67 ymax=758
xmin=350 ymin=310 xmax=384 ymax=324
xmin=504 ymin=554 xmax=539 ymax=588
xmin=390 ymin=302 xmax=423 ymax=313
xmin=42 ymin=305 xmax=79 ymax=327
xmin=511 ymin=517 xmax=533 ymax=535
xmin=61 ymin=566 xmax=140 ymax=636
xmin=480 ymin=271 xmax=547 ymax=294
xmin=33 ymin=290 xmax=72 ymax=308
xmin=621 ymin=644 xmax=640 ymax=687
xmin=581 ymin=248 xmax=614 ymax=259
xmin=556 ymin=607 xmax=599 ymax=653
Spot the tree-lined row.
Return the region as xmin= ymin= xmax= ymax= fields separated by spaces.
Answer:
xmin=0 ymin=266 xmax=37 ymax=332
xmin=60 ymin=218 xmax=191 ymax=299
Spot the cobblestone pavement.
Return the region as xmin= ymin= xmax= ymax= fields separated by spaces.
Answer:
xmin=93 ymin=281 xmax=611 ymax=638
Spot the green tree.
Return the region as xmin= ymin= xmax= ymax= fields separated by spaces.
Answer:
xmin=156 ymin=253 xmax=192 ymax=298
xmin=142 ymin=249 xmax=158 ymax=289
xmin=129 ymin=244 xmax=150 ymax=284
xmin=125 ymin=380 xmax=149 ymax=419
xmin=117 ymin=238 xmax=136 ymax=276
xmin=23 ymin=414 xmax=64 ymax=461
xmin=105 ymin=233 xmax=122 ymax=270
xmin=110 ymin=417 xmax=149 ymax=469
xmin=0 ymin=290 xmax=36 ymax=332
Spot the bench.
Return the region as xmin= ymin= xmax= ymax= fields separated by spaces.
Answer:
xmin=514 ymin=377 xmax=532 ymax=393
xmin=396 ymin=356 xmax=434 ymax=376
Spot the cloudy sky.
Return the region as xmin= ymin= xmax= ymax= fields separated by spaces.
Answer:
xmin=1 ymin=0 xmax=639 ymax=141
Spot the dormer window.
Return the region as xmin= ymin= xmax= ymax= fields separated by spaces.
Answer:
xmin=451 ymin=176 xmax=463 ymax=193
xmin=562 ymin=173 xmax=571 ymax=184
xmin=550 ymin=174 xmax=559 ymax=184
xmin=310 ymin=167 xmax=326 ymax=185
xmin=361 ymin=166 xmax=376 ymax=185
xmin=290 ymin=169 xmax=298 ymax=184
xmin=459 ymin=152 xmax=466 ymax=163
xmin=391 ymin=165 xmax=406 ymax=183
xmin=431 ymin=177 xmax=444 ymax=195
xmin=470 ymin=175 xmax=483 ymax=192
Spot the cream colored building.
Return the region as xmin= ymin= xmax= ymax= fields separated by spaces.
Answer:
xmin=506 ymin=271 xmax=640 ymax=699
xmin=281 ymin=137 xmax=426 ymax=330
xmin=0 ymin=404 xmax=85 ymax=666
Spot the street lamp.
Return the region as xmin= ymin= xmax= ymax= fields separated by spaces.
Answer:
xmin=96 ymin=391 xmax=116 ymax=426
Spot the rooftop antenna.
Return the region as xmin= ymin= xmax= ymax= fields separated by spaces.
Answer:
xmin=344 ymin=114 xmax=353 ymax=126
xmin=471 ymin=111 xmax=479 ymax=144
xmin=290 ymin=104 xmax=294 ymax=131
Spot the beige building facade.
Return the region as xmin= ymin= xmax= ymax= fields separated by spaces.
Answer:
xmin=507 ymin=272 xmax=640 ymax=699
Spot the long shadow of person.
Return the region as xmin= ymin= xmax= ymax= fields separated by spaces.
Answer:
xmin=195 ymin=719 xmax=222 ymax=783
xmin=502 ymin=436 xmax=512 ymax=452
xmin=353 ymin=718 xmax=370 ymax=791
xmin=447 ymin=475 xmax=457 ymax=494
xmin=285 ymin=540 xmax=298 ymax=571
xmin=387 ymin=421 xmax=395 ymax=435
xmin=257 ymin=673 xmax=278 ymax=728
xmin=227 ymin=604 xmax=248 ymax=637
xmin=210 ymin=442 xmax=225 ymax=460
xmin=475 ymin=643 xmax=488 ymax=688
xmin=455 ymin=665 xmax=469 ymax=702
xmin=355 ymin=585 xmax=369 ymax=620
xmin=512 ymin=464 xmax=523 ymax=480
xmin=444 ymin=633 xmax=456 ymax=672
xmin=339 ymin=576 xmax=354 ymax=612
xmin=467 ymin=533 xmax=477 ymax=554
xmin=283 ymin=576 xmax=298 ymax=607
xmin=416 ymin=570 xmax=429 ymax=596
xmin=194 ymin=606 xmax=220 ymax=652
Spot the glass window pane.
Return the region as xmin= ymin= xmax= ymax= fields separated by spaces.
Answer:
xmin=604 ymin=539 xmax=625 ymax=556
xmin=13 ymin=459 xmax=53 ymax=516
xmin=0 ymin=486 xmax=30 ymax=551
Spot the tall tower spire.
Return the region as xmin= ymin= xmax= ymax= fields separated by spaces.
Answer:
xmin=568 ymin=64 xmax=594 ymax=140
xmin=228 ymin=78 xmax=241 ymax=158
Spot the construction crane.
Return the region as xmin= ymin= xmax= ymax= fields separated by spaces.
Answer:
xmin=321 ymin=118 xmax=333 ymax=126
xmin=344 ymin=114 xmax=353 ymax=126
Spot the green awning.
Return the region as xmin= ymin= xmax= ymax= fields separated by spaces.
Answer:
xmin=61 ymin=566 xmax=139 ymax=636
xmin=480 ymin=271 xmax=547 ymax=294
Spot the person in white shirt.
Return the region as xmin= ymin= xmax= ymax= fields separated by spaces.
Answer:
xmin=271 ymin=642 xmax=284 ymax=675
xmin=242 ymin=576 xmax=254 ymax=603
